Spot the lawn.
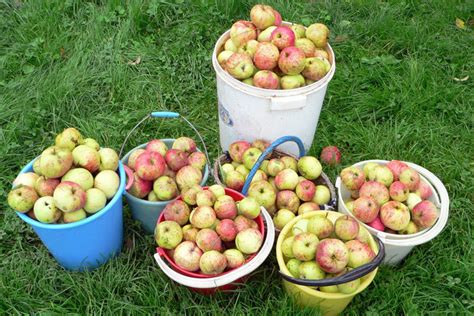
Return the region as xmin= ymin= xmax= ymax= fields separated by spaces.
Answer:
xmin=0 ymin=0 xmax=472 ymax=314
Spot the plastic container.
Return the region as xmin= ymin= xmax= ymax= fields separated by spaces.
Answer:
xmin=15 ymin=159 xmax=128 ymax=271
xmin=276 ymin=211 xmax=384 ymax=315
xmin=212 ymin=22 xmax=336 ymax=156
xmin=336 ymin=160 xmax=449 ymax=264
xmin=120 ymin=112 xmax=210 ymax=234
xmin=154 ymin=188 xmax=275 ymax=295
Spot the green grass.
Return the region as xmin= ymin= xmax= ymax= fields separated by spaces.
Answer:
xmin=1 ymin=0 xmax=473 ymax=314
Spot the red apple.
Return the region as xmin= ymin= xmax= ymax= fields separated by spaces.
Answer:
xmin=253 ymin=42 xmax=280 ymax=70
xmin=196 ymin=229 xmax=222 ymax=252
xmin=135 ymin=151 xmax=166 ymax=181
xmin=411 ymin=200 xmax=439 ymax=229
xmin=399 ymin=168 xmax=420 ymax=191
xmin=389 ymin=181 xmax=409 ymax=202
xmin=271 ymin=26 xmax=296 ymax=50
xmin=340 ymin=166 xmax=365 ymax=190
xmin=214 ymin=195 xmax=238 ymax=220
xmin=216 ymin=219 xmax=238 ymax=242
xmin=163 ymin=200 xmax=190 ymax=225
xmin=295 ymin=180 xmax=316 ymax=202
xmin=278 ymin=46 xmax=306 ymax=75
xmin=229 ymin=141 xmax=252 ymax=163
xmin=146 ymin=139 xmax=168 ymax=156
xmin=352 ymin=196 xmax=379 ymax=223
xmin=380 ymin=201 xmax=410 ymax=231
xmin=320 ymin=146 xmax=341 ymax=166
xmin=229 ymin=20 xmax=257 ymax=47
xmin=386 ymin=160 xmax=409 ymax=181
xmin=359 ymin=181 xmax=390 ymax=206
xmin=415 ymin=180 xmax=433 ymax=200
xmin=316 ymin=238 xmax=349 ymax=274
xmin=253 ymin=70 xmax=279 ymax=89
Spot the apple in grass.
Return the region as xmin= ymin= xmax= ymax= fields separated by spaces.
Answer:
xmin=412 ymin=200 xmax=439 ymax=229
xmin=153 ymin=176 xmax=178 ymax=201
xmin=291 ymin=24 xmax=306 ymax=39
xmin=224 ymin=170 xmax=245 ymax=191
xmin=359 ymin=181 xmax=390 ymax=206
xmin=62 ymin=168 xmax=94 ymax=191
xmin=386 ymin=160 xmax=408 ymax=181
xmin=236 ymin=228 xmax=263 ymax=254
xmin=380 ymin=201 xmax=411 ymax=231
xmin=40 ymin=146 xmax=73 ymax=178
xmin=155 ymin=221 xmax=183 ymax=249
xmin=98 ymin=148 xmax=119 ymax=171
xmin=276 ymin=190 xmax=300 ymax=213
xmin=164 ymin=149 xmax=188 ymax=172
xmin=196 ymin=229 xmax=222 ymax=252
xmin=415 ymin=180 xmax=433 ymax=200
xmin=238 ymin=39 xmax=259 ymax=58
xmin=297 ymin=156 xmax=323 ymax=180
xmin=253 ymin=70 xmax=279 ymax=89
xmin=334 ymin=215 xmax=359 ymax=241
xmin=33 ymin=196 xmax=61 ymax=223
xmin=163 ymin=200 xmax=190 ymax=225
xmin=258 ymin=26 xmax=277 ymax=42
xmin=273 ymin=209 xmax=296 ymax=230
xmin=35 ymin=176 xmax=60 ymax=197
xmin=313 ymin=185 xmax=331 ymax=205
xmin=250 ymin=4 xmax=275 ymax=30
xmin=340 ymin=166 xmax=365 ymax=190
xmin=346 ymin=240 xmax=375 ymax=268
xmin=84 ymin=188 xmax=107 ymax=214
xmin=298 ymin=202 xmax=320 ymax=215
xmin=307 ymin=214 xmax=334 ymax=239
xmin=173 ymin=241 xmax=202 ymax=272
xmin=224 ymin=249 xmax=245 ymax=269
xmin=389 ymin=181 xmax=409 ymax=202
xmin=226 ymin=53 xmax=255 ymax=80
xmin=72 ymin=145 xmax=100 ymax=173
xmin=188 ymin=152 xmax=206 ymax=171
xmin=306 ymin=23 xmax=329 ymax=48
xmin=399 ymin=168 xmax=420 ymax=191
xmin=8 ymin=185 xmax=38 ymax=213
xmin=208 ymin=184 xmax=225 ymax=198
xmin=172 ymin=137 xmax=196 ymax=154
xmin=13 ymin=172 xmax=39 ymax=189
xmin=127 ymin=149 xmax=146 ymax=171
xmin=214 ymin=195 xmax=238 ymax=219
xmin=135 ymin=151 xmax=166 ymax=181
xmin=224 ymin=38 xmax=238 ymax=52
xmin=320 ymin=146 xmax=341 ymax=166
xmin=53 ymin=181 xmax=86 ymax=213
xmin=352 ymin=196 xmax=379 ymax=223
xmin=367 ymin=216 xmax=385 ymax=231
xmin=176 ymin=166 xmax=202 ymax=191
xmin=63 ymin=209 xmax=87 ymax=223
xmin=146 ymin=139 xmax=168 ymax=156
xmin=242 ymin=147 xmax=262 ymax=170
xmin=271 ymin=26 xmax=296 ymax=50
xmin=316 ymin=238 xmax=349 ymax=273
xmin=275 ymin=169 xmax=299 ymax=190
xmin=200 ymin=250 xmax=227 ymax=275
xmin=292 ymin=232 xmax=319 ymax=261
xmin=128 ymin=173 xmax=152 ymax=199
xmin=278 ymin=47 xmax=306 ymax=75
xmin=94 ymin=170 xmax=120 ymax=199
xmin=55 ymin=127 xmax=83 ymax=151
xmin=230 ymin=20 xmax=257 ymax=47
xmin=216 ymin=219 xmax=238 ymax=242
xmin=302 ymin=57 xmax=330 ymax=80
xmin=237 ymin=197 xmax=260 ymax=219
xmin=295 ymin=180 xmax=316 ymax=202
xmin=373 ymin=165 xmax=394 ymax=187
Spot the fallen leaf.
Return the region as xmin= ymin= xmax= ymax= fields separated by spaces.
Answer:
xmin=127 ymin=56 xmax=141 ymax=65
xmin=335 ymin=35 xmax=349 ymax=43
xmin=453 ymin=76 xmax=469 ymax=82
xmin=455 ymin=18 xmax=466 ymax=30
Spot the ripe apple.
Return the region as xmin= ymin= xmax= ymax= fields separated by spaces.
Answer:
xmin=208 ymin=184 xmax=225 ymax=198
xmin=13 ymin=172 xmax=39 ymax=189
xmin=230 ymin=20 xmax=257 ymax=47
xmin=196 ymin=228 xmax=222 ymax=252
xmin=163 ymin=200 xmax=190 ymax=225
xmin=173 ymin=241 xmax=202 ymax=272
xmin=314 ymin=48 xmax=329 ymax=60
xmin=306 ymin=23 xmax=329 ymax=48
xmin=250 ymin=4 xmax=275 ymax=29
xmin=346 ymin=240 xmax=375 ymax=268
xmin=389 ymin=181 xmax=409 ymax=202
xmin=280 ymin=74 xmax=305 ymax=89
xmin=172 ymin=137 xmax=196 ymax=154
xmin=33 ymin=158 xmax=42 ymax=175
xmin=236 ymin=228 xmax=263 ymax=254
xmin=82 ymin=138 xmax=100 ymax=151
xmin=337 ymin=276 xmax=360 ymax=294
xmin=272 ymin=9 xmax=282 ymax=26
xmin=334 ymin=215 xmax=359 ymax=241
xmin=62 ymin=168 xmax=94 ymax=191
xmin=292 ymin=232 xmax=319 ymax=261
xmin=34 ymin=176 xmax=60 ymax=197
xmin=356 ymin=227 xmax=371 ymax=244
xmin=292 ymin=218 xmax=309 ymax=235
xmin=412 ymin=200 xmax=439 ymax=229
xmin=229 ymin=141 xmax=252 ymax=163
xmin=128 ymin=173 xmax=152 ymax=199
xmin=181 ymin=185 xmax=202 ymax=205
xmin=295 ymin=180 xmax=316 ymax=202
xmin=224 ymin=170 xmax=245 ymax=191
xmin=98 ymin=148 xmax=119 ymax=171
xmin=224 ymin=38 xmax=238 ymax=52
xmin=226 ymin=53 xmax=255 ymax=80
xmin=182 ymin=224 xmax=197 ymax=241
xmin=237 ymin=197 xmax=260 ymax=219
xmin=214 ymin=195 xmax=238 ymax=219
xmin=218 ymin=50 xmax=234 ymax=68
xmin=320 ymin=284 xmax=339 ymax=293
xmin=362 ymin=162 xmax=379 ymax=181
xmin=94 ymin=170 xmax=120 ymax=199
xmin=280 ymin=156 xmax=298 ymax=171
xmin=415 ymin=180 xmax=433 ymax=200
xmin=380 ymin=201 xmax=410 ymax=231
xmin=265 ymin=159 xmax=283 ymax=177
xmin=276 ymin=190 xmax=300 ymax=213
xmin=352 ymin=196 xmax=379 ymax=223
xmin=234 ymin=215 xmax=258 ymax=232
xmin=373 ymin=165 xmax=394 ymax=187
xmin=84 ymin=188 xmax=107 ymax=214
xmin=188 ymin=152 xmax=206 ymax=171
xmin=153 ymin=176 xmax=178 ymax=201
xmin=176 ymin=166 xmax=202 ymax=191
xmin=148 ymin=191 xmax=159 ymax=201
xmin=63 ymin=208 xmax=87 ymax=223
xmin=145 ymin=139 xmax=168 ymax=156
xmin=313 ymin=185 xmax=331 ymax=205
xmin=33 ymin=196 xmax=61 ymax=223
xmin=345 ymin=200 xmax=355 ymax=212
xmin=307 ymin=214 xmax=334 ymax=238
xmin=359 ymin=181 xmax=390 ymax=206
xmin=367 ymin=216 xmax=385 ymax=232
xmin=253 ymin=70 xmax=279 ymax=89
xmin=297 ymin=156 xmax=322 ymax=180
xmin=223 ymin=249 xmax=245 ymax=269
xmin=281 ymin=236 xmax=295 ymax=258
xmin=291 ymin=24 xmax=306 ymax=39
xmin=190 ymin=206 xmax=216 ymax=229
xmin=195 ymin=190 xmax=215 ymax=207
xmin=320 ymin=146 xmax=341 ymax=166
xmin=399 ymin=221 xmax=419 ymax=234
xmin=155 ymin=220 xmax=183 ymax=249
xmin=53 ymin=181 xmax=86 ymax=212
xmin=248 ymin=180 xmax=276 ymax=210
xmin=238 ymin=39 xmax=259 ymax=58
xmin=271 ymin=26 xmax=296 ymax=50
xmin=55 ymin=127 xmax=83 ymax=151
xmin=399 ymin=168 xmax=420 ymax=191
xmin=275 ymin=169 xmax=299 ymax=191
xmin=340 ymin=166 xmax=365 ymax=190
xmin=298 ymin=202 xmax=320 ymax=215
xmin=8 ymin=185 xmax=38 ymax=213
xmin=302 ymin=57 xmax=330 ymax=80
xmin=299 ymin=261 xmax=326 ymax=280
xmin=40 ymin=146 xmax=73 ymax=178
xmin=316 ymin=238 xmax=349 ymax=273
xmin=253 ymin=42 xmax=280 ymax=70
xmin=386 ymin=160 xmax=408 ymax=181
xmin=127 ymin=148 xmax=146 ymax=171
xmin=216 ymin=219 xmax=238 ymax=242
xmin=199 ymin=250 xmax=227 ymax=275
xmin=286 ymin=258 xmax=301 ymax=277
xmin=164 ymin=149 xmax=188 ymax=172
xmin=278 ymin=46 xmax=306 ymax=75
xmin=135 ymin=151 xmax=166 ymax=181
xmin=406 ymin=192 xmax=422 ymax=210
xmin=72 ymin=145 xmax=100 ymax=173
xmin=257 ymin=26 xmax=277 ymax=42
xmin=242 ymin=147 xmax=262 ymax=170
xmin=273 ymin=209 xmax=295 ymax=230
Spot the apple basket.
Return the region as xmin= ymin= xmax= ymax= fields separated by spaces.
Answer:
xmin=120 ymin=111 xmax=210 ymax=234
xmin=276 ymin=211 xmax=385 ymax=315
xmin=336 ymin=160 xmax=449 ymax=265
xmin=153 ymin=187 xmax=275 ymax=295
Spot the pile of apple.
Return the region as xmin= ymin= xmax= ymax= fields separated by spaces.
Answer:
xmin=221 ymin=140 xmax=332 ymax=229
xmin=7 ymin=128 xmax=120 ymax=224
xmin=125 ymin=137 xmax=207 ymax=201
xmin=155 ymin=185 xmax=263 ymax=275
xmin=217 ymin=4 xmax=331 ymax=90
xmin=340 ymin=160 xmax=440 ymax=234
xmin=282 ymin=214 xmax=376 ymax=294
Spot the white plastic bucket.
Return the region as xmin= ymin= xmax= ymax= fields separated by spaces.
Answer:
xmin=212 ymin=22 xmax=336 ymax=156
xmin=335 ymin=160 xmax=449 ymax=265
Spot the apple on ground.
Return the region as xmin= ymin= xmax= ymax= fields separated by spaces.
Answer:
xmin=320 ymin=146 xmax=341 ymax=166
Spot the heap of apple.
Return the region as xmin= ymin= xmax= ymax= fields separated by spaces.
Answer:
xmin=217 ymin=4 xmax=331 ymax=90
xmin=221 ymin=140 xmax=332 ymax=230
xmin=282 ymin=213 xmax=376 ymax=294
xmin=125 ymin=137 xmax=207 ymax=201
xmin=340 ymin=160 xmax=440 ymax=234
xmin=155 ymin=185 xmax=263 ymax=275
xmin=7 ymin=128 xmax=120 ymax=224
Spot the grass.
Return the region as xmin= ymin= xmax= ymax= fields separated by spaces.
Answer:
xmin=0 ymin=0 xmax=472 ymax=314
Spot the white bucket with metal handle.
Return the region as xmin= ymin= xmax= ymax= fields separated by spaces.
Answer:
xmin=212 ymin=22 xmax=336 ymax=156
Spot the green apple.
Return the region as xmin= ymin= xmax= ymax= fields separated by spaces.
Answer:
xmin=63 ymin=209 xmax=87 ymax=223
xmin=84 ymin=188 xmax=107 ymax=214
xmin=292 ymin=218 xmax=309 ymax=235
xmin=313 ymin=185 xmax=331 ymax=205
xmin=292 ymin=232 xmax=319 ymax=261
xmin=94 ymin=170 xmax=120 ymax=199
xmin=286 ymin=258 xmax=301 ymax=277
xmin=273 ymin=209 xmax=295 ymax=230
xmin=33 ymin=196 xmax=61 ymax=223
xmin=155 ymin=221 xmax=183 ymax=249
xmin=83 ymin=138 xmax=100 ymax=151
xmin=99 ymin=148 xmax=119 ymax=171
xmin=282 ymin=236 xmax=295 ymax=258
xmin=297 ymin=156 xmax=322 ymax=180
xmin=62 ymin=168 xmax=94 ymax=191
xmin=55 ymin=127 xmax=83 ymax=151
xmin=299 ymin=261 xmax=326 ymax=279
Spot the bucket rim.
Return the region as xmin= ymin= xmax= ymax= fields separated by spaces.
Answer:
xmin=16 ymin=158 xmax=126 ymax=230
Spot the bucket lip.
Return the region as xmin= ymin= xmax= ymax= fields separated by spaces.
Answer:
xmin=212 ymin=21 xmax=336 ymax=97
xmin=15 ymin=158 xmax=126 ymax=230
xmin=276 ymin=210 xmax=379 ymax=299
xmin=336 ymin=159 xmax=449 ymax=247
xmin=121 ymin=140 xmax=209 ymax=205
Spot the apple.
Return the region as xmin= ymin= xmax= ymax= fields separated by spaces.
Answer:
xmin=297 ymin=156 xmax=322 ymax=180
xmin=373 ymin=165 xmax=394 ymax=187
xmin=275 ymin=169 xmax=299 ymax=190
xmin=253 ymin=43 xmax=280 ymax=71
xmin=386 ymin=160 xmax=409 ymax=181
xmin=250 ymin=170 xmax=268 ymax=183
xmin=352 ymin=196 xmax=379 ymax=223
xmin=193 ymin=190 xmax=214 ymax=207
xmin=292 ymin=218 xmax=309 ymax=235
xmin=359 ymin=181 xmax=390 ymax=206
xmin=226 ymin=53 xmax=255 ymax=80
xmin=237 ymin=40 xmax=259 ymax=59
xmin=190 ymin=206 xmax=216 ymax=229
xmin=94 ymin=170 xmax=120 ymax=199
xmin=380 ymin=201 xmax=410 ymax=231
xmin=412 ymin=200 xmax=439 ymax=229
xmin=250 ymin=4 xmax=275 ymax=29
xmin=320 ymin=146 xmax=341 ymax=166
xmin=62 ymin=168 xmax=94 ymax=191
xmin=399 ymin=168 xmax=420 ymax=191
xmin=248 ymin=180 xmax=276 ymax=210
xmin=135 ymin=151 xmax=166 ymax=181
xmin=55 ymin=127 xmax=83 ymax=151
xmin=72 ymin=145 xmax=100 ymax=173
xmin=298 ymin=202 xmax=320 ymax=215
xmin=13 ymin=172 xmax=39 ymax=189
xmin=164 ymin=149 xmax=188 ymax=172
xmin=334 ymin=215 xmax=359 ymax=241
xmin=208 ymin=184 xmax=225 ymax=198
xmin=8 ymin=185 xmax=38 ymax=213
xmin=280 ymin=156 xmax=298 ymax=171
xmin=218 ymin=50 xmax=234 ymax=68
xmin=188 ymin=152 xmax=206 ymax=171
xmin=163 ymin=200 xmax=190 ymax=225
xmin=389 ymin=181 xmax=409 ymax=202
xmin=216 ymin=219 xmax=238 ymax=242
xmin=306 ymin=23 xmax=329 ymax=48
xmin=234 ymin=215 xmax=258 ymax=232
xmin=176 ymin=166 xmax=202 ymax=191
xmin=286 ymin=258 xmax=301 ymax=277
xmin=237 ymin=197 xmax=260 ymax=219
xmin=229 ymin=141 xmax=252 ymax=163
xmin=223 ymin=249 xmax=245 ymax=269
xmin=337 ymin=276 xmax=360 ymax=294
xmin=224 ymin=170 xmax=245 ymax=191
xmin=363 ymin=162 xmax=379 ymax=181
xmin=63 ymin=209 xmax=87 ymax=223
xmin=313 ymin=185 xmax=331 ymax=205
xmin=292 ymin=232 xmax=319 ymax=261
xmin=299 ymin=261 xmax=326 ymax=280
xmin=235 ymin=164 xmax=249 ymax=178
xmin=242 ymin=147 xmax=262 ymax=170
xmin=33 ymin=196 xmax=61 ymax=223
xmin=171 ymin=137 xmax=196 ymax=154
xmin=406 ymin=192 xmax=423 ymax=210
xmin=148 ymin=191 xmax=159 ymax=201
xmin=98 ymin=148 xmax=119 ymax=171
xmin=155 ymin=220 xmax=183 ymax=249
xmin=145 ymin=139 xmax=168 ymax=156
xmin=181 ymin=185 xmax=202 ymax=205
xmin=346 ymin=240 xmax=375 ymax=268
xmin=82 ymin=138 xmax=99 ymax=151
xmin=314 ymin=48 xmax=329 ymax=60
xmin=281 ymin=236 xmax=295 ymax=258
xmin=307 ymin=214 xmax=334 ymax=238
xmin=415 ymin=180 xmax=433 ymax=200
xmin=302 ymin=57 xmax=329 ymax=80
xmin=128 ymin=173 xmax=152 ymax=199
xmin=276 ymin=190 xmax=300 ymax=213
xmin=33 ymin=158 xmax=42 ymax=175
xmin=230 ymin=20 xmax=257 ymax=47
xmin=367 ymin=216 xmax=385 ymax=232
xmin=196 ymin=228 xmax=222 ymax=252
xmin=273 ymin=209 xmax=295 ymax=230
xmin=84 ymin=188 xmax=107 ymax=214
xmin=53 ymin=181 xmax=86 ymax=212
xmin=257 ymin=26 xmax=277 ymax=42
xmin=295 ymin=180 xmax=316 ymax=202
xmin=153 ymin=176 xmax=178 ymax=201
xmin=273 ymin=9 xmax=282 ymax=26
xmin=253 ymin=70 xmax=279 ymax=89
xmin=316 ymin=238 xmax=349 ymax=273
xmin=127 ymin=148 xmax=146 ymax=171
xmin=278 ymin=46 xmax=306 ymax=75
xmin=173 ymin=241 xmax=202 ymax=272
xmin=345 ymin=200 xmax=355 ymax=212
xmin=320 ymin=283 xmax=339 ymax=293
xmin=271 ymin=26 xmax=296 ymax=50
xmin=34 ymin=176 xmax=60 ymax=197
xmin=399 ymin=221 xmax=419 ymax=234
xmin=291 ymin=24 xmax=306 ymax=39
xmin=340 ymin=166 xmax=365 ymax=190
xmin=39 ymin=146 xmax=73 ymax=178
xmin=356 ymin=227 xmax=371 ymax=244
xmin=224 ymin=38 xmax=238 ymax=52
xmin=199 ymin=250 xmax=227 ymax=275
xmin=235 ymin=228 xmax=263 ymax=254
xmin=214 ymin=195 xmax=238 ymax=219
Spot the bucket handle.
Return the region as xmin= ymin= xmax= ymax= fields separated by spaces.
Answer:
xmin=241 ymin=136 xmax=305 ymax=196
xmin=153 ymin=206 xmax=275 ymax=289
xmin=278 ymin=236 xmax=385 ymax=286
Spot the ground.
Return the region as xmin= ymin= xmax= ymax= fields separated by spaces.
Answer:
xmin=0 ymin=0 xmax=472 ymax=314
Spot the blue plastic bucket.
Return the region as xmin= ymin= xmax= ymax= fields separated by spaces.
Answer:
xmin=122 ymin=139 xmax=209 ymax=234
xmin=15 ymin=158 xmax=126 ymax=271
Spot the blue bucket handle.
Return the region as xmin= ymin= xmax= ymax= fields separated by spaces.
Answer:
xmin=241 ymin=136 xmax=305 ymax=196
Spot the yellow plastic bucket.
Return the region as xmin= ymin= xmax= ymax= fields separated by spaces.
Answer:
xmin=276 ymin=211 xmax=383 ymax=315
